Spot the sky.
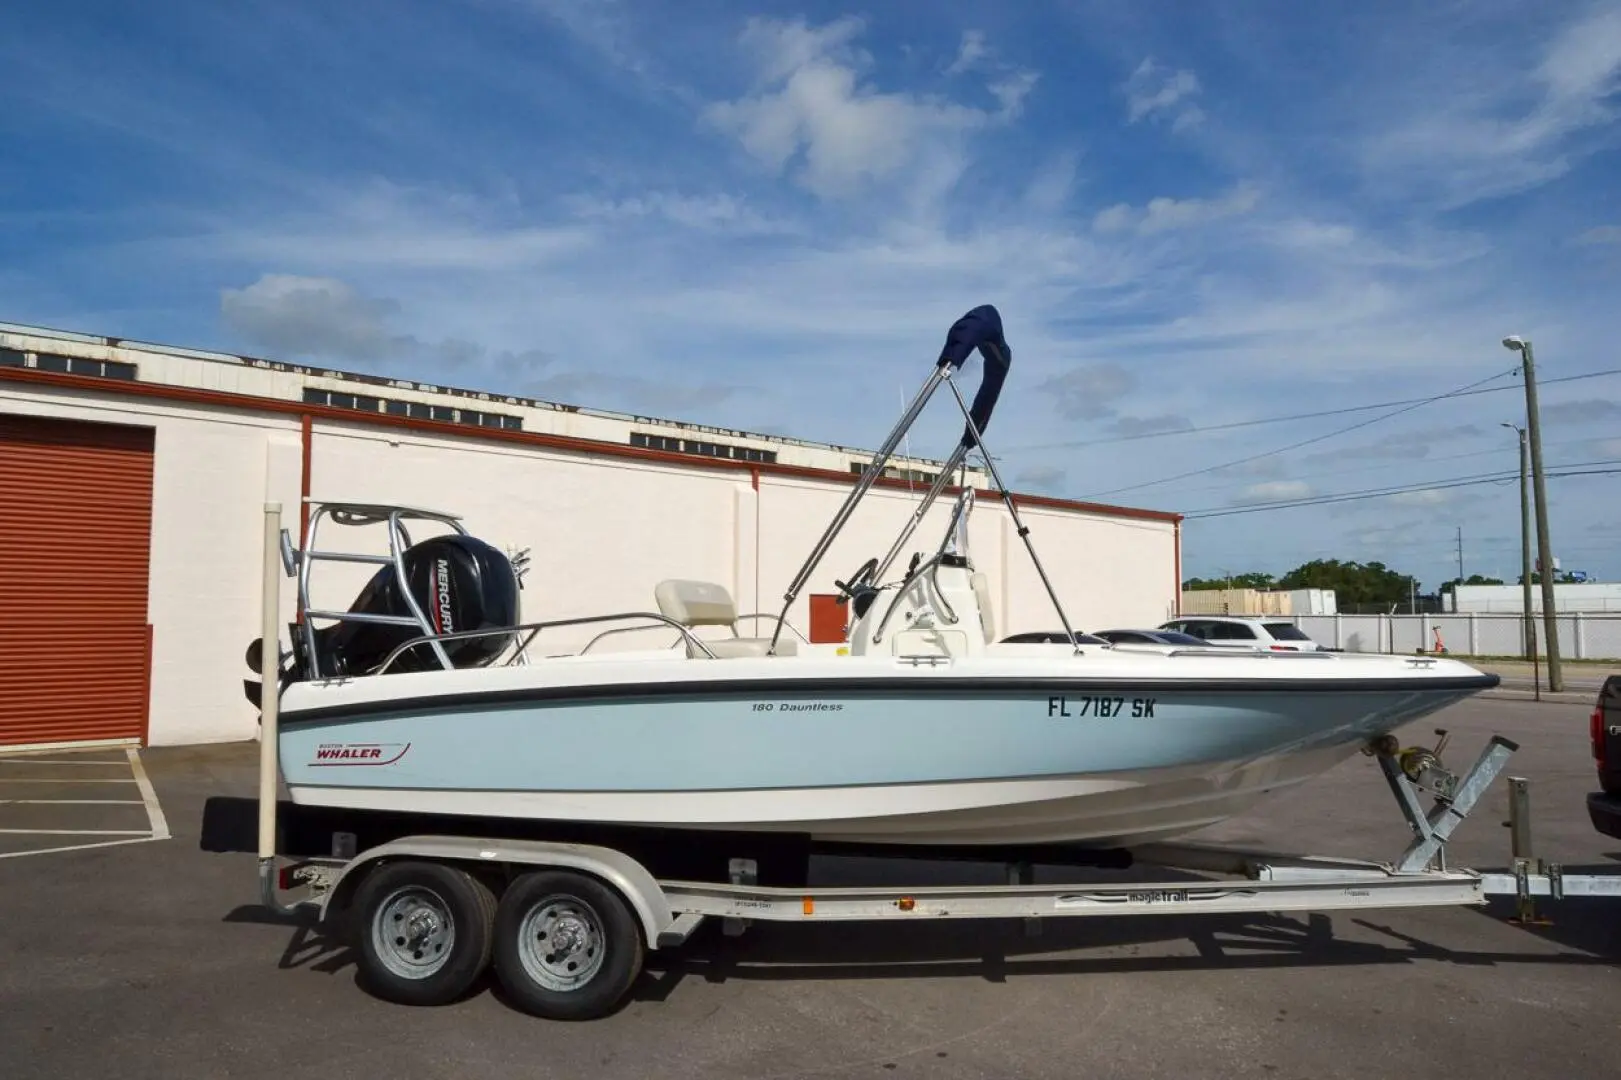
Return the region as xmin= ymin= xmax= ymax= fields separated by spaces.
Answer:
xmin=2 ymin=0 xmax=1620 ymax=593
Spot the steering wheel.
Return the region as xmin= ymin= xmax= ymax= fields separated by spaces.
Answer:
xmin=833 ymin=557 xmax=880 ymax=602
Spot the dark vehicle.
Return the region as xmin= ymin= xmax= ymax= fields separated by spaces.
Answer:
xmin=1094 ymin=628 xmax=1218 ymax=647
xmin=1000 ymin=630 xmax=1110 ymax=645
xmin=1589 ymin=675 xmax=1621 ymax=840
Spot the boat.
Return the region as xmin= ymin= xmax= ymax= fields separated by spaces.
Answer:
xmin=244 ymin=304 xmax=1500 ymax=851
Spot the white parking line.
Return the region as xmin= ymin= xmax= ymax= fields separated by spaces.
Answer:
xmin=0 ymin=746 xmax=171 ymax=858
xmin=127 ymin=746 xmax=171 ymax=840
xmin=0 ymin=836 xmax=165 ymax=861
xmin=0 ymin=828 xmax=152 ymax=836
xmin=0 ymin=759 xmax=133 ymax=767
xmin=0 ymin=799 xmax=145 ymax=806
xmin=0 ymin=778 xmax=139 ymax=784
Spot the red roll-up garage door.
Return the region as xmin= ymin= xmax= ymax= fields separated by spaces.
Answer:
xmin=0 ymin=413 xmax=155 ymax=748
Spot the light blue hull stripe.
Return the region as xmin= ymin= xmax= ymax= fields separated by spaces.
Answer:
xmin=279 ymin=686 xmax=1477 ymax=793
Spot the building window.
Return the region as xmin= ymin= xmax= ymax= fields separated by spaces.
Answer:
xmin=630 ymin=431 xmax=777 ymax=464
xmin=0 ymin=348 xmax=24 ymax=367
xmin=303 ymin=387 xmax=384 ymax=413
xmin=32 ymin=352 xmax=138 ymax=380
xmin=850 ymin=462 xmax=936 ymax=485
xmin=461 ymin=408 xmax=523 ymax=431
xmin=305 ymin=386 xmax=522 ymax=431
xmin=384 ymin=399 xmax=456 ymax=423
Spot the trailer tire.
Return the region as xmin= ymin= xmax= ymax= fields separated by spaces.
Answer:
xmin=491 ymin=869 xmax=644 ymax=1021
xmin=351 ymin=860 xmax=497 ymax=1007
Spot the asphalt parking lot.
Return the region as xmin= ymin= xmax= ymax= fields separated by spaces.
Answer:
xmin=2 ymin=695 xmax=1617 ymax=1080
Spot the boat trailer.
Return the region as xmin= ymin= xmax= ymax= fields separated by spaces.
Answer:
xmin=239 ymin=501 xmax=1621 ymax=1022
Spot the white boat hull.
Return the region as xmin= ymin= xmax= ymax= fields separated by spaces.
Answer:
xmin=276 ymin=650 xmax=1494 ymax=848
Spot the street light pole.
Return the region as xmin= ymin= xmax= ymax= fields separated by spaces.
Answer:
xmin=1503 ymin=421 xmax=1539 ymax=699
xmin=1502 ymin=335 xmax=1563 ymax=692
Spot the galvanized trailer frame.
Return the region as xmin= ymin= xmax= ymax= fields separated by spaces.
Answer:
xmin=246 ymin=502 xmax=1621 ymax=1022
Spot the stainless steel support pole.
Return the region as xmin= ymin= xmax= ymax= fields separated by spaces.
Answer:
xmin=871 ymin=443 xmax=969 ymax=582
xmin=258 ymin=502 xmax=283 ymax=866
xmin=942 ymin=376 xmax=1084 ymax=649
xmin=769 ymin=368 xmax=948 ymax=651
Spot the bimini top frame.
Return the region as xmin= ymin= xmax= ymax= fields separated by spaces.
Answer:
xmin=767 ymin=303 xmax=1084 ymax=654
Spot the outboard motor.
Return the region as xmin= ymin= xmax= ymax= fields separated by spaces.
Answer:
xmin=310 ymin=532 xmax=522 ymax=678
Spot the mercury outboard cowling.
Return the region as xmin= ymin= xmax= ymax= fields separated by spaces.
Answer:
xmin=309 ymin=533 xmax=521 ymax=678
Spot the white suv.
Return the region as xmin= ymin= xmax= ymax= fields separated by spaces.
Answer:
xmin=1158 ymin=616 xmax=1322 ymax=652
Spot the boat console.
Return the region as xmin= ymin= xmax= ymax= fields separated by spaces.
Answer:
xmin=839 ymin=488 xmax=999 ymax=658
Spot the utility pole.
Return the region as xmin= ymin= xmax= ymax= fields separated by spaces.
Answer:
xmin=1455 ymin=526 xmax=1464 ymax=582
xmin=1504 ymin=421 xmax=1538 ymax=697
xmin=1502 ymin=335 xmax=1563 ymax=692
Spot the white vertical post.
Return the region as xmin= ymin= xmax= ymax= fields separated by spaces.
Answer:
xmin=1575 ymin=612 xmax=1586 ymax=660
xmin=258 ymin=502 xmax=283 ymax=863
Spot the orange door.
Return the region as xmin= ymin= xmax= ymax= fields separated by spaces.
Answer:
xmin=808 ymin=593 xmax=847 ymax=644
xmin=0 ymin=413 xmax=154 ymax=748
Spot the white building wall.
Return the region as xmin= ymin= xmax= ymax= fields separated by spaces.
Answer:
xmin=306 ymin=421 xmax=748 ymax=653
xmin=1000 ymin=506 xmax=1178 ymax=631
xmin=3 ymin=363 xmax=1180 ymax=748
xmin=1450 ymin=582 xmax=1621 ymax=613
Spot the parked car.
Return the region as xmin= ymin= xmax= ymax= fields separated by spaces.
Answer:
xmin=1158 ymin=615 xmax=1323 ymax=651
xmin=1000 ymin=630 xmax=1111 ymax=645
xmin=1092 ymin=628 xmax=1225 ymax=647
xmin=1589 ymin=675 xmax=1621 ymax=840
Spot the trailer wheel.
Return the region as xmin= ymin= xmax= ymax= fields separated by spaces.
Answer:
xmin=491 ymin=870 xmax=644 ymax=1021
xmin=352 ymin=860 xmax=497 ymax=1007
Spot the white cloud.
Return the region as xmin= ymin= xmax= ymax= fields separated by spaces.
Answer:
xmin=1037 ymin=363 xmax=1136 ymax=420
xmin=1093 ymin=183 xmax=1260 ymax=235
xmin=1122 ymin=57 xmax=1204 ymax=131
xmin=199 ymin=181 xmax=595 ymax=273
xmin=219 ymin=272 xmax=549 ymax=373
xmin=1386 ymin=488 xmax=1457 ymax=507
xmin=565 ymin=191 xmax=798 ymax=235
xmin=701 ymin=17 xmax=1034 ymax=199
xmin=221 ymin=274 xmax=406 ymax=362
xmin=1013 ymin=463 xmax=1066 ymax=491
xmin=1231 ymin=480 xmax=1312 ymax=505
xmin=1024 ymin=150 xmax=1079 ymax=212
xmin=946 ymin=29 xmax=988 ymax=75
xmin=1543 ymin=400 xmax=1621 ymax=425
xmin=1358 ymin=5 xmax=1621 ymax=207
xmin=1574 ymin=224 xmax=1621 ymax=246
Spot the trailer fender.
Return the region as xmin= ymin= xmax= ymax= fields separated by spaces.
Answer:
xmin=317 ymin=835 xmax=675 ymax=948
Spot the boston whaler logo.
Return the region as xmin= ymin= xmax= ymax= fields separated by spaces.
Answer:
xmin=433 ymin=557 xmax=455 ymax=633
xmin=309 ymin=742 xmax=411 ymax=767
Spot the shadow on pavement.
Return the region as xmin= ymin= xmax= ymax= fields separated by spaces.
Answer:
xmin=217 ymin=891 xmax=1620 ymax=1018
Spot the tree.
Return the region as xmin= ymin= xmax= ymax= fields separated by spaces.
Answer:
xmin=1440 ymin=574 xmax=1504 ymax=594
xmin=1519 ymin=571 xmax=1581 ymax=585
xmin=1181 ymin=572 xmax=1275 ymax=591
xmin=1277 ymin=558 xmax=1417 ymax=608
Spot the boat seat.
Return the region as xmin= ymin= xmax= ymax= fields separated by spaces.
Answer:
xmin=654 ymin=578 xmax=798 ymax=658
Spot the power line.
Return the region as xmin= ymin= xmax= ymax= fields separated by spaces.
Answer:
xmin=1081 ymin=367 xmax=1521 ymax=500
xmin=1182 ymin=462 xmax=1621 ymax=520
xmin=1008 ymin=367 xmax=1621 ymax=452
xmin=1157 ymin=436 xmax=1600 ymax=501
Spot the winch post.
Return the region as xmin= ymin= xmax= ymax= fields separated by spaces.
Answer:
xmin=1506 ymin=776 xmax=1554 ymax=925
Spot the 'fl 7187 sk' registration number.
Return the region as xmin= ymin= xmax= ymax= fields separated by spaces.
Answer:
xmin=1047 ymin=696 xmax=1156 ymax=718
